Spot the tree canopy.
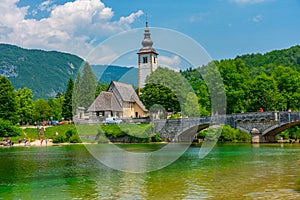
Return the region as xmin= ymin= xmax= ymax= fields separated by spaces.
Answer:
xmin=0 ymin=76 xmax=18 ymax=123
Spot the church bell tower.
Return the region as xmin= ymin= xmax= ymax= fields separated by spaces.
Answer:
xmin=137 ymin=20 xmax=158 ymax=95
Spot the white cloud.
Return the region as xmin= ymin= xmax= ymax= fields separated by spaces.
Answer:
xmin=119 ymin=10 xmax=143 ymax=24
xmin=252 ymin=14 xmax=263 ymax=22
xmin=230 ymin=0 xmax=270 ymax=4
xmin=0 ymin=0 xmax=143 ymax=64
xmin=159 ymin=55 xmax=181 ymax=72
xmin=39 ymin=0 xmax=56 ymax=12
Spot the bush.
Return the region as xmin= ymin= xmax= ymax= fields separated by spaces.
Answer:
xmin=0 ymin=118 xmax=21 ymax=137
xmin=169 ymin=113 xmax=180 ymax=119
xmin=65 ymin=129 xmax=76 ymax=139
xmin=151 ymin=134 xmax=163 ymax=142
xmin=53 ymin=135 xmax=67 ymax=143
xmin=197 ymin=125 xmax=250 ymax=142
xmin=69 ymin=134 xmax=81 ymax=143
xmin=52 ymin=128 xmax=81 ymax=143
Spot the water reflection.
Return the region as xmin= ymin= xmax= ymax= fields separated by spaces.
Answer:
xmin=0 ymin=143 xmax=300 ymax=199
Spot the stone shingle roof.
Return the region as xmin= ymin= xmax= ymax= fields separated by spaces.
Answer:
xmin=87 ymin=91 xmax=122 ymax=112
xmin=110 ymin=81 xmax=148 ymax=112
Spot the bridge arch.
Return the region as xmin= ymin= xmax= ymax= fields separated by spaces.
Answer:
xmin=262 ymin=121 xmax=300 ymax=136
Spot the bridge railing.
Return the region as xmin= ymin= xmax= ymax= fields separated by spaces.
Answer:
xmin=279 ymin=112 xmax=300 ymax=124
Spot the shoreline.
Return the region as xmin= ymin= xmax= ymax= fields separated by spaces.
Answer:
xmin=2 ymin=140 xmax=299 ymax=148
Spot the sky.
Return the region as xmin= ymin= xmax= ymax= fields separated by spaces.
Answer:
xmin=1 ymin=0 xmax=300 ymax=68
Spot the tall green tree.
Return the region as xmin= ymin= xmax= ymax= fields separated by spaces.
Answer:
xmin=181 ymin=67 xmax=211 ymax=115
xmin=248 ymin=73 xmax=280 ymax=111
xmin=15 ymin=87 xmax=34 ymax=124
xmin=34 ymin=99 xmax=52 ymax=122
xmin=272 ymin=66 xmax=300 ymax=110
xmin=0 ymin=76 xmax=18 ymax=123
xmin=62 ymin=77 xmax=74 ymax=120
xmin=217 ymin=59 xmax=250 ymax=113
xmin=140 ymin=83 xmax=180 ymax=113
xmin=73 ymin=62 xmax=97 ymax=110
xmin=48 ymin=96 xmax=64 ymax=121
xmin=0 ymin=118 xmax=21 ymax=137
xmin=73 ymin=71 xmax=82 ymax=112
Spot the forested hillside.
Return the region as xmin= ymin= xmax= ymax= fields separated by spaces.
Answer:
xmin=181 ymin=45 xmax=300 ymax=114
xmin=0 ymin=44 xmax=83 ymax=99
xmin=237 ymin=45 xmax=300 ymax=77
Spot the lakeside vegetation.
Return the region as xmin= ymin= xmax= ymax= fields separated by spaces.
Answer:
xmin=1 ymin=45 xmax=300 ymax=143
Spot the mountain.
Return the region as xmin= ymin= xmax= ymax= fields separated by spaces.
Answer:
xmin=0 ymin=44 xmax=138 ymax=99
xmin=0 ymin=44 xmax=83 ymax=99
xmin=91 ymin=65 xmax=138 ymax=86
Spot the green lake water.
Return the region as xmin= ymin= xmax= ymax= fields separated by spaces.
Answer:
xmin=0 ymin=143 xmax=300 ymax=199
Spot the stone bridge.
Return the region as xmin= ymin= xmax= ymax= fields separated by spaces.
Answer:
xmin=153 ymin=111 xmax=300 ymax=143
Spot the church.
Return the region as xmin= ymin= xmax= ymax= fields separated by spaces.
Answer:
xmin=86 ymin=21 xmax=158 ymax=120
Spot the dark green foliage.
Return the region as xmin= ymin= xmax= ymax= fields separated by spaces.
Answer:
xmin=181 ymin=45 xmax=300 ymax=114
xmin=95 ymin=82 xmax=109 ymax=97
xmin=151 ymin=134 xmax=163 ymax=142
xmin=140 ymin=83 xmax=180 ymax=113
xmin=48 ymin=96 xmax=64 ymax=121
xmin=278 ymin=126 xmax=300 ymax=140
xmin=238 ymin=45 xmax=300 ymax=75
xmin=99 ymin=124 xmax=126 ymax=138
xmin=0 ymin=118 xmax=21 ymax=137
xmin=52 ymin=126 xmax=81 ymax=143
xmin=248 ymin=73 xmax=279 ymax=112
xmin=15 ymin=87 xmax=34 ymax=124
xmin=52 ymin=135 xmax=67 ymax=143
xmin=34 ymin=99 xmax=52 ymax=121
xmin=272 ymin=66 xmax=300 ymax=110
xmin=197 ymin=125 xmax=250 ymax=142
xmin=62 ymin=77 xmax=74 ymax=120
xmin=98 ymin=124 xmax=153 ymax=143
xmin=0 ymin=44 xmax=83 ymax=99
xmin=73 ymin=62 xmax=97 ymax=110
xmin=0 ymin=76 xmax=18 ymax=123
xmin=141 ymin=67 xmax=202 ymax=117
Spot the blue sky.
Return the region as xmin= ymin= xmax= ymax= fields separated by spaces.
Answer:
xmin=1 ymin=0 xmax=300 ymax=66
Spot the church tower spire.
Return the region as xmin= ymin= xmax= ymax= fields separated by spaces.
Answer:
xmin=137 ymin=19 xmax=158 ymax=95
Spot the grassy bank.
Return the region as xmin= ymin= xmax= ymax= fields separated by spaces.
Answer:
xmin=16 ymin=124 xmax=161 ymax=144
xmin=11 ymin=124 xmax=253 ymax=145
xmin=19 ymin=125 xmax=79 ymax=143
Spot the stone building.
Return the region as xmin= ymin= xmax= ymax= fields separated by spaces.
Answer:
xmin=88 ymin=81 xmax=148 ymax=118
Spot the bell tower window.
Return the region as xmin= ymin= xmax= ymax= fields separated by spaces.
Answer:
xmin=143 ymin=56 xmax=148 ymax=63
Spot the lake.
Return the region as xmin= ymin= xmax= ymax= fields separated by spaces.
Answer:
xmin=0 ymin=143 xmax=299 ymax=199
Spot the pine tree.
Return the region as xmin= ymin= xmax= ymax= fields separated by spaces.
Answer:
xmin=62 ymin=77 xmax=74 ymax=120
xmin=73 ymin=71 xmax=82 ymax=112
xmin=77 ymin=62 xmax=98 ymax=110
